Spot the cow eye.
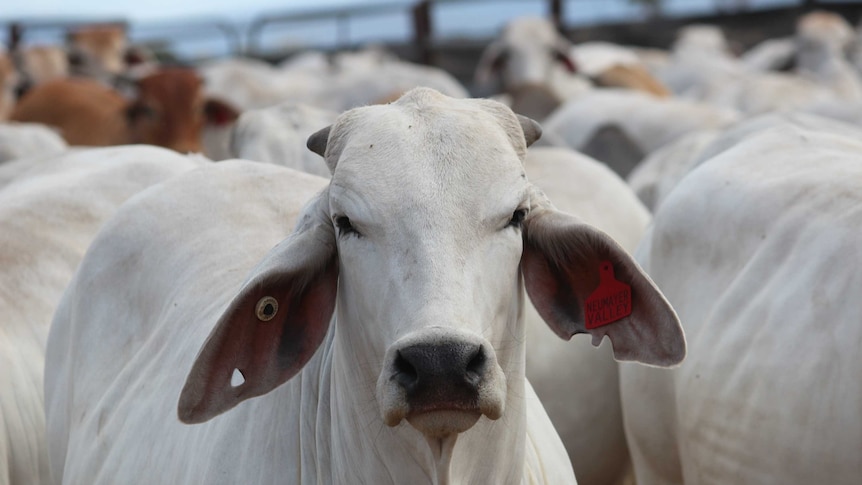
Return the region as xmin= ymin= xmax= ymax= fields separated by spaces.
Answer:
xmin=335 ymin=215 xmax=360 ymax=238
xmin=507 ymin=208 xmax=527 ymax=229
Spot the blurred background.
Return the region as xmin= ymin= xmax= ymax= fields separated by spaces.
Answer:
xmin=4 ymin=0 xmax=861 ymax=88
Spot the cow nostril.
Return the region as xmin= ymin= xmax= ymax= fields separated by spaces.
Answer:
xmin=393 ymin=351 xmax=419 ymax=391
xmin=465 ymin=346 xmax=486 ymax=383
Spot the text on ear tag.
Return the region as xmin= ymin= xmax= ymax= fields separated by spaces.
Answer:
xmin=584 ymin=261 xmax=632 ymax=329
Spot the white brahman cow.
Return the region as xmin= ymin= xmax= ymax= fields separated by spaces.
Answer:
xmin=229 ymin=102 xmax=337 ymax=176
xmin=0 ymin=122 xmax=67 ymax=164
xmin=541 ymin=89 xmax=739 ymax=177
xmin=626 ymin=111 xmax=862 ymax=212
xmin=0 ymin=146 xmax=202 ymax=485
xmin=475 ymin=17 xmax=668 ymax=121
xmin=620 ymin=121 xmax=862 ymax=485
xmin=45 ymin=88 xmax=684 ymax=484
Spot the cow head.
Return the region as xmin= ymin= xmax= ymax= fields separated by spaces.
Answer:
xmin=125 ymin=68 xmax=238 ymax=153
xmin=178 ymin=88 xmax=684 ymax=443
xmin=475 ymin=17 xmax=576 ymax=119
xmin=66 ymin=25 xmax=129 ymax=79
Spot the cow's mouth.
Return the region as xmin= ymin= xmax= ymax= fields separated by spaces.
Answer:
xmin=406 ymin=408 xmax=482 ymax=438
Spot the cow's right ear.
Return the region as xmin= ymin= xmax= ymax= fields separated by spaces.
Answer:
xmin=521 ymin=197 xmax=685 ymax=367
xmin=178 ymin=192 xmax=338 ymax=424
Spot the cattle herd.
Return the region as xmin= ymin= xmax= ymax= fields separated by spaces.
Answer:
xmin=0 ymin=8 xmax=860 ymax=485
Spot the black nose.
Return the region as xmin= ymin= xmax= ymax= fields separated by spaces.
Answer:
xmin=393 ymin=341 xmax=487 ymax=406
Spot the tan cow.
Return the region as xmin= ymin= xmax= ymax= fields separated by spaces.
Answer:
xmin=11 ymin=68 xmax=238 ymax=153
xmin=66 ymin=25 xmax=128 ymax=81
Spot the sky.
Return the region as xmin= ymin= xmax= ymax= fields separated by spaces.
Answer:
xmin=1 ymin=0 xmax=388 ymax=23
xmin=2 ymin=0 xmax=805 ymax=58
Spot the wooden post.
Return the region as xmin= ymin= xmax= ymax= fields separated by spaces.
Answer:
xmin=413 ymin=0 xmax=433 ymax=65
xmin=8 ymin=23 xmax=22 ymax=51
xmin=550 ymin=0 xmax=564 ymax=31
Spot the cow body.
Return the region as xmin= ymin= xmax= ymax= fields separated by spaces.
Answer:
xmin=0 ymin=122 xmax=67 ymax=164
xmin=0 ymin=146 xmax=202 ymax=485
xmin=621 ymin=123 xmax=862 ymax=485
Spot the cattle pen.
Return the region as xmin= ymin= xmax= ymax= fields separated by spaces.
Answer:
xmin=4 ymin=0 xmax=862 ymax=91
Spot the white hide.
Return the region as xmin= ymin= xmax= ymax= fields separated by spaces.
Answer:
xmin=230 ymin=103 xmax=337 ymax=177
xmin=45 ymin=88 xmax=684 ymax=485
xmin=570 ymin=42 xmax=642 ymax=77
xmin=661 ymin=16 xmax=862 ymax=113
xmin=201 ymin=51 xmax=467 ymax=114
xmin=525 ymin=146 xmax=651 ymax=485
xmin=621 ymin=124 xmax=862 ymax=485
xmin=307 ymin=54 xmax=469 ymax=112
xmin=627 ymin=111 xmax=862 ymax=213
xmin=0 ymin=122 xmax=67 ymax=164
xmin=741 ymin=37 xmax=796 ymax=72
xmin=200 ymin=57 xmax=318 ymax=111
xmin=626 ymin=129 xmax=721 ymax=212
xmin=542 ymin=90 xmax=738 ymax=157
xmin=0 ymin=146 xmax=202 ymax=485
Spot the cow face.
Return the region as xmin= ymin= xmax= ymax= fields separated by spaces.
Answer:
xmin=67 ymin=26 xmax=128 ymax=79
xmin=178 ymin=88 xmax=685 ymax=443
xmin=125 ymin=68 xmax=238 ymax=153
xmin=476 ymin=18 xmax=576 ymax=89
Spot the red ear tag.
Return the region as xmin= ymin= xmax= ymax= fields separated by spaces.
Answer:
xmin=584 ymin=261 xmax=632 ymax=329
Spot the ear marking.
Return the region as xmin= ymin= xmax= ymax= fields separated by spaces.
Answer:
xmin=255 ymin=296 xmax=278 ymax=322
xmin=230 ymin=368 xmax=245 ymax=387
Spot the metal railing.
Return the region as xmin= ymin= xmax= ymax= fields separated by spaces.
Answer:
xmin=1 ymin=0 xmax=854 ymax=63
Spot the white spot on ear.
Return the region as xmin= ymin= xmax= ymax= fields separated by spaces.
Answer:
xmin=255 ymin=296 xmax=278 ymax=322
xmin=231 ymin=368 xmax=245 ymax=387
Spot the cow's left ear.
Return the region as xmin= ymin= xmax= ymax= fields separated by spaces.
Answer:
xmin=178 ymin=192 xmax=337 ymax=424
xmin=204 ymin=98 xmax=240 ymax=126
xmin=521 ymin=207 xmax=685 ymax=367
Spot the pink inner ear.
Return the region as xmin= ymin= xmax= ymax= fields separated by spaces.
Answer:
xmin=205 ymin=99 xmax=239 ymax=126
xmin=556 ymin=52 xmax=577 ymax=74
xmin=178 ymin=259 xmax=338 ymax=424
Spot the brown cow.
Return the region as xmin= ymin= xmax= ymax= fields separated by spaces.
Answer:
xmin=11 ymin=67 xmax=238 ymax=153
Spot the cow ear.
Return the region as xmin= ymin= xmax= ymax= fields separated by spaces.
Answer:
xmin=521 ymin=207 xmax=685 ymax=367
xmin=474 ymin=40 xmax=508 ymax=86
xmin=204 ymin=98 xmax=240 ymax=127
xmin=178 ymin=194 xmax=338 ymax=424
xmin=552 ymin=38 xmax=577 ymax=73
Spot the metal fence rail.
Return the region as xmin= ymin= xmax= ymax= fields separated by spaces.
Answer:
xmin=0 ymin=0 xmax=854 ymax=64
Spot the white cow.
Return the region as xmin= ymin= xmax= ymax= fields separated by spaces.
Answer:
xmin=626 ymin=129 xmax=721 ymax=212
xmin=626 ymin=111 xmax=862 ymax=212
xmin=229 ymin=102 xmax=337 ymax=177
xmin=45 ymin=88 xmax=684 ymax=484
xmin=475 ymin=18 xmax=669 ymax=120
xmin=542 ymin=89 xmax=738 ymax=176
xmin=475 ymin=16 xmax=586 ymax=118
xmin=621 ymin=123 xmax=862 ymax=485
xmin=525 ymin=146 xmax=650 ymax=485
xmin=0 ymin=146 xmax=202 ymax=485
xmin=0 ymin=122 xmax=67 ymax=164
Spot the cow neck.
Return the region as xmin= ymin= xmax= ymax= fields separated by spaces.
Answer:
xmin=315 ymin=287 xmax=531 ymax=484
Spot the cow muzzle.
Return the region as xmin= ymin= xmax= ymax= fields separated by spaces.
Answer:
xmin=377 ymin=327 xmax=506 ymax=438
